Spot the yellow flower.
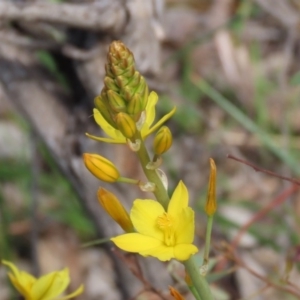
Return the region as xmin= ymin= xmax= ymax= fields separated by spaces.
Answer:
xmin=111 ymin=181 xmax=198 ymax=261
xmin=2 ymin=260 xmax=83 ymax=300
xmin=86 ymin=92 xmax=176 ymax=144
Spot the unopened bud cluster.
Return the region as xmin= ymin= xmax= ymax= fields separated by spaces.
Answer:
xmin=94 ymin=41 xmax=149 ymax=139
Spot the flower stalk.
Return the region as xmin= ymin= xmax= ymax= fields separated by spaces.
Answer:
xmin=203 ymin=159 xmax=217 ymax=266
xmin=135 ymin=131 xmax=170 ymax=210
xmin=83 ymin=40 xmax=215 ymax=300
xmin=183 ymin=256 xmax=214 ymax=300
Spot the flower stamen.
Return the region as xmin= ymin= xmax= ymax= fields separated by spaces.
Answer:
xmin=157 ymin=213 xmax=175 ymax=246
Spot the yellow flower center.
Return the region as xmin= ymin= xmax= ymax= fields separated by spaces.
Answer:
xmin=157 ymin=212 xmax=175 ymax=246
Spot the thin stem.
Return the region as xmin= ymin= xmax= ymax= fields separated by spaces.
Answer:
xmin=203 ymin=216 xmax=214 ymax=266
xmin=135 ymin=134 xmax=170 ymax=210
xmin=184 ymin=256 xmax=214 ymax=300
xmin=117 ymin=177 xmax=140 ymax=184
xmin=189 ymin=285 xmax=203 ymax=300
xmin=81 ymin=237 xmax=110 ymax=248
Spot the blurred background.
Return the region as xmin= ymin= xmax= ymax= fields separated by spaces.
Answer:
xmin=0 ymin=0 xmax=300 ymax=299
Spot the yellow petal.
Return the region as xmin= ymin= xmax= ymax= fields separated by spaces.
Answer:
xmin=85 ymin=133 xmax=124 ymax=144
xmin=174 ymin=244 xmax=198 ymax=261
xmin=140 ymin=244 xmax=175 ymax=261
xmin=130 ymin=200 xmax=164 ymax=240
xmin=168 ymin=181 xmax=188 ymax=216
xmin=175 ymin=207 xmax=195 ymax=244
xmin=2 ymin=260 xmax=36 ymax=297
xmin=93 ymin=109 xmax=126 ymax=143
xmin=144 ymin=91 xmax=158 ymax=128
xmin=111 ymin=233 xmax=162 ymax=253
xmin=58 ymin=284 xmax=84 ymax=300
xmin=7 ymin=273 xmax=32 ymax=299
xmin=144 ymin=106 xmax=176 ymax=138
xmin=31 ymin=269 xmax=70 ymax=300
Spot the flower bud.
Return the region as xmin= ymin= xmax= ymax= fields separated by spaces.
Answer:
xmin=205 ymin=158 xmax=217 ymax=216
xmin=107 ymin=90 xmax=127 ymax=113
xmin=153 ymin=126 xmax=173 ymax=155
xmin=126 ymin=93 xmax=144 ymax=116
xmin=115 ymin=112 xmax=136 ymax=139
xmin=97 ymin=188 xmax=134 ymax=232
xmin=83 ymin=153 xmax=120 ymax=183
xmin=104 ymin=77 xmax=119 ymax=92
xmin=169 ymin=287 xmax=185 ymax=300
xmin=107 ymin=41 xmax=135 ymax=77
xmin=115 ymin=74 xmax=132 ymax=89
xmin=94 ymin=96 xmax=117 ymax=128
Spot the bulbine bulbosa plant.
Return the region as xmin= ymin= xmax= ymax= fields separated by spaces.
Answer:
xmin=83 ymin=41 xmax=217 ymax=300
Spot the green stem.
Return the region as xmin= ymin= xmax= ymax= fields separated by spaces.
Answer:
xmin=189 ymin=285 xmax=203 ymax=300
xmin=203 ymin=216 xmax=214 ymax=266
xmin=135 ymin=134 xmax=170 ymax=210
xmin=184 ymin=256 xmax=214 ymax=300
xmin=117 ymin=177 xmax=140 ymax=184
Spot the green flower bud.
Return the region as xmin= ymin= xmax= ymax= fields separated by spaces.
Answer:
xmin=128 ymin=71 xmax=141 ymax=88
xmin=115 ymin=75 xmax=132 ymax=89
xmin=110 ymin=64 xmax=127 ymax=77
xmin=153 ymin=126 xmax=173 ymax=155
xmin=94 ymin=96 xmax=117 ymax=128
xmin=121 ymin=86 xmax=135 ymax=102
xmin=119 ymin=66 xmax=135 ymax=79
xmin=83 ymin=153 xmax=120 ymax=183
xmin=105 ymin=63 xmax=114 ymax=78
xmin=107 ymin=90 xmax=127 ymax=113
xmin=127 ymin=94 xmax=144 ymax=116
xmin=115 ymin=112 xmax=136 ymax=139
xmin=104 ymin=77 xmax=119 ymax=92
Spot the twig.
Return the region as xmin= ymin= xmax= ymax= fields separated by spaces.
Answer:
xmin=112 ymin=248 xmax=169 ymax=300
xmin=227 ymin=154 xmax=300 ymax=186
xmin=227 ymin=154 xmax=300 ymax=249
xmin=231 ymin=184 xmax=299 ymax=249
xmin=225 ymin=246 xmax=300 ymax=298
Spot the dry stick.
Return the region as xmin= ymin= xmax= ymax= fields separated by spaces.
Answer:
xmin=0 ymin=2 xmax=126 ymax=32
xmin=227 ymin=154 xmax=300 ymax=249
xmin=226 ymin=155 xmax=300 ymax=297
xmin=227 ymin=154 xmax=300 ymax=186
xmin=230 ymin=250 xmax=300 ymax=298
xmin=111 ymin=248 xmax=169 ymax=300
